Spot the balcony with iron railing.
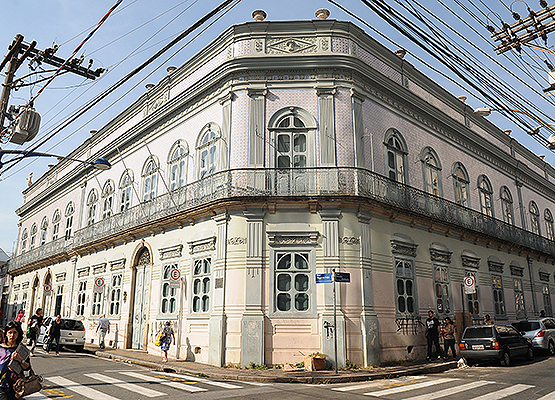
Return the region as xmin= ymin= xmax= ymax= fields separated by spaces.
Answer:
xmin=8 ymin=167 xmax=555 ymax=273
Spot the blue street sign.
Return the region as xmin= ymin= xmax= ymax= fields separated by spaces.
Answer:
xmin=334 ymin=272 xmax=351 ymax=283
xmin=316 ymin=273 xmax=333 ymax=283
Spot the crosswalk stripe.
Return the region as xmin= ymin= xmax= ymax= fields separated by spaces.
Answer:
xmin=25 ymin=393 xmax=50 ymax=399
xmin=471 ymin=384 xmax=534 ymax=400
xmin=119 ymin=371 xmax=207 ymax=392
xmin=334 ymin=382 xmax=398 ymax=392
xmin=47 ymin=376 xmax=121 ymax=400
xmin=241 ymin=381 xmax=271 ymax=386
xmin=537 ymin=391 xmax=555 ymax=400
xmin=85 ymin=373 xmax=165 ymax=397
xmin=408 ymin=381 xmax=495 ymax=400
xmin=364 ymin=378 xmax=458 ymax=397
xmin=154 ymin=371 xmax=242 ymax=388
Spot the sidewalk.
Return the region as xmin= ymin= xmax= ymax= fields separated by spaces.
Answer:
xmin=84 ymin=344 xmax=457 ymax=384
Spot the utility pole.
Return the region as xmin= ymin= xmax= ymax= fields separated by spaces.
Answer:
xmin=490 ymin=4 xmax=555 ymax=54
xmin=0 ymin=34 xmax=103 ymax=143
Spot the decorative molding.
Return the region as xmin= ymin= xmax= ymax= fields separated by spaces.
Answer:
xmin=227 ymin=237 xmax=246 ymax=245
xmin=488 ymin=256 xmax=504 ymax=273
xmin=254 ymin=39 xmax=264 ymax=53
xmin=267 ymin=231 xmax=319 ymax=246
xmin=266 ymin=37 xmax=318 ymax=54
xmin=188 ymin=236 xmax=216 ymax=254
xmin=539 ymin=269 xmax=550 ymax=282
xmin=510 ymin=265 xmax=524 ymax=277
xmin=55 ymin=272 xmax=66 ymax=282
xmin=110 ymin=258 xmax=126 ymax=271
xmin=93 ymin=263 xmax=107 ymax=275
xmin=159 ymin=244 xmax=183 ymax=260
xmin=247 ymin=87 xmax=267 ymax=98
xmin=77 ymin=266 xmax=90 ymax=278
xmin=461 ymin=250 xmax=480 ymax=270
xmin=22 ymin=282 xmax=29 ymax=290
xmin=340 ymin=237 xmax=360 ymax=245
xmin=315 ymin=86 xmax=337 ymax=97
xmin=143 ymin=90 xmax=170 ymax=117
xmin=390 ymin=234 xmax=417 ymax=258
xmin=13 ymin=284 xmax=20 ymax=291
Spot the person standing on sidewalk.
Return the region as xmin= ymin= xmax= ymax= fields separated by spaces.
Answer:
xmin=15 ymin=310 xmax=24 ymax=323
xmin=95 ymin=315 xmax=110 ymax=349
xmin=425 ymin=310 xmax=441 ymax=360
xmin=442 ymin=317 xmax=456 ymax=359
xmin=160 ymin=321 xmax=175 ymax=363
xmin=46 ymin=315 xmax=62 ymax=356
xmin=27 ymin=308 xmax=43 ymax=356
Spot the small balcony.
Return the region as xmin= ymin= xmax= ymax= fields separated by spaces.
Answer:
xmin=8 ymin=167 xmax=555 ymax=273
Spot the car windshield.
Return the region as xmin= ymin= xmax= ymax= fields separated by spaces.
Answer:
xmin=463 ymin=327 xmax=494 ymax=339
xmin=61 ymin=319 xmax=85 ymax=331
xmin=512 ymin=321 xmax=540 ymax=332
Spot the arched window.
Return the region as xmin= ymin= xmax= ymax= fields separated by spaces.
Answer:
xmin=500 ymin=186 xmax=514 ymax=225
xmin=421 ymin=147 xmax=442 ymax=196
xmin=86 ymin=189 xmax=98 ymax=226
xmin=168 ymin=140 xmax=189 ymax=190
xmin=119 ymin=170 xmax=133 ymax=212
xmin=20 ymin=228 xmax=28 ymax=254
xmin=530 ymin=201 xmax=541 ymax=235
xmin=30 ymin=223 xmax=37 ymax=250
xmin=52 ymin=209 xmax=61 ymax=241
xmin=545 ymin=209 xmax=554 ymax=240
xmin=102 ymin=180 xmax=115 ymax=219
xmin=384 ymin=129 xmax=408 ymax=184
xmin=39 ymin=217 xmax=48 ymax=245
xmin=142 ymin=157 xmax=158 ymax=201
xmin=452 ymin=162 xmax=470 ymax=207
xmin=478 ymin=175 xmax=494 ymax=217
xmin=65 ymin=202 xmax=74 ymax=239
xmin=196 ymin=123 xmax=220 ymax=179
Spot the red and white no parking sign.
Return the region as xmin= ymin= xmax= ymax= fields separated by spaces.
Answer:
xmin=464 ymin=276 xmax=476 ymax=294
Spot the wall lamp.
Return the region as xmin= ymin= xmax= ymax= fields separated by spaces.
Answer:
xmin=0 ymin=149 xmax=111 ymax=171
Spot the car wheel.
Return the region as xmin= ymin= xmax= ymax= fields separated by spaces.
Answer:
xmin=526 ymin=346 xmax=534 ymax=360
xmin=74 ymin=345 xmax=84 ymax=352
xmin=548 ymin=341 xmax=555 ymax=356
xmin=500 ymin=351 xmax=511 ymax=367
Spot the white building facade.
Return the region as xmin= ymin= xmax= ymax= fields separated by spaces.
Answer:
xmin=7 ymin=17 xmax=555 ymax=367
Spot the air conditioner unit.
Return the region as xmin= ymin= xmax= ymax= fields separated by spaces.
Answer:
xmin=9 ymin=107 xmax=41 ymax=145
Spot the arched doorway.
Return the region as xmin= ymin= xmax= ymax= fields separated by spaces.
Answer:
xmin=131 ymin=247 xmax=151 ymax=349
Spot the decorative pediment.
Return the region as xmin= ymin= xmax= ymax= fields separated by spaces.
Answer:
xmin=159 ymin=244 xmax=183 ymax=260
xmin=266 ymin=37 xmax=318 ymax=54
xmin=391 ymin=233 xmax=418 ymax=258
xmin=55 ymin=272 xmax=66 ymax=282
xmin=488 ymin=256 xmax=504 ymax=273
xmin=539 ymin=268 xmax=550 ymax=282
xmin=429 ymin=243 xmax=452 ymax=264
xmin=461 ymin=250 xmax=480 ymax=270
xmin=188 ymin=237 xmax=216 ymax=255
xmin=93 ymin=263 xmax=107 ymax=275
xmin=21 ymin=282 xmax=29 ymax=290
xmin=510 ymin=261 xmax=524 ymax=277
xmin=13 ymin=284 xmax=20 ymax=291
xmin=267 ymin=224 xmax=319 ymax=246
xmin=110 ymin=258 xmax=126 ymax=271
xmin=77 ymin=266 xmax=90 ymax=278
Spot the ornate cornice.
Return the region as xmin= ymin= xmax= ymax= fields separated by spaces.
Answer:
xmin=77 ymin=266 xmax=90 ymax=278
xmin=110 ymin=258 xmax=126 ymax=271
xmin=227 ymin=237 xmax=246 ymax=245
xmin=488 ymin=256 xmax=504 ymax=274
xmin=267 ymin=232 xmax=319 ymax=246
xmin=93 ymin=263 xmax=107 ymax=275
xmin=340 ymin=237 xmax=360 ymax=245
xmin=158 ymin=244 xmax=183 ymax=260
xmin=391 ymin=234 xmax=418 ymax=258
xmin=188 ymin=237 xmax=216 ymax=255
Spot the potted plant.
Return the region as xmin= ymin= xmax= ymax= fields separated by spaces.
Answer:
xmin=304 ymin=352 xmax=327 ymax=371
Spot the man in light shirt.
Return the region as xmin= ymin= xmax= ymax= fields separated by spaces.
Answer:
xmin=96 ymin=315 xmax=110 ymax=349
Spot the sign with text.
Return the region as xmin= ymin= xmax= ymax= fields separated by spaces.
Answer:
xmin=334 ymin=272 xmax=351 ymax=283
xmin=316 ymin=273 xmax=333 ymax=283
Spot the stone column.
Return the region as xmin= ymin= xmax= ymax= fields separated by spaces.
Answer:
xmin=240 ymin=210 xmax=266 ymax=366
xmin=358 ymin=211 xmax=380 ymax=366
xmin=516 ymin=179 xmax=526 ymax=230
xmin=208 ymin=212 xmax=229 ymax=366
xmin=318 ymin=209 xmax=346 ymax=369
xmin=527 ymin=256 xmax=539 ymax=315
xmin=316 ymin=87 xmax=337 ymax=166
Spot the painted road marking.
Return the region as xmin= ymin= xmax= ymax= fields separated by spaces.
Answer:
xmin=364 ymin=378 xmax=458 ymax=397
xmin=119 ymin=371 xmax=207 ymax=392
xmin=85 ymin=373 xmax=166 ymax=397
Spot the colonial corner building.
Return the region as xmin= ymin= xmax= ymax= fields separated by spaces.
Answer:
xmin=6 ymin=13 xmax=555 ymax=368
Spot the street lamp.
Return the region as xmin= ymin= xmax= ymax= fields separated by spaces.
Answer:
xmin=0 ymin=149 xmax=111 ymax=171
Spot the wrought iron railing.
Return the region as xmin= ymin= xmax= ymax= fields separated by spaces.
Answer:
xmin=8 ymin=167 xmax=555 ymax=272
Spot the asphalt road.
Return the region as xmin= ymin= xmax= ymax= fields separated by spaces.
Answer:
xmin=25 ymin=350 xmax=555 ymax=400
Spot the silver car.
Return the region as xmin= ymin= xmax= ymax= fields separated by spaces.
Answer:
xmin=512 ymin=318 xmax=555 ymax=355
xmin=37 ymin=317 xmax=86 ymax=352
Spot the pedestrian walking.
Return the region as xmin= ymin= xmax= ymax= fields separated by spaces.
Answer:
xmin=160 ymin=322 xmax=175 ymax=363
xmin=442 ymin=316 xmax=456 ymax=359
xmin=0 ymin=321 xmax=30 ymax=400
xmin=15 ymin=310 xmax=24 ymax=323
xmin=27 ymin=308 xmax=43 ymax=356
xmin=95 ymin=315 xmax=110 ymax=349
xmin=46 ymin=315 xmax=62 ymax=356
xmin=425 ymin=310 xmax=441 ymax=360
xmin=484 ymin=314 xmax=494 ymax=325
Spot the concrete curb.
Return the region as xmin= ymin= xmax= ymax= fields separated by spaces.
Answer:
xmin=90 ymin=349 xmax=458 ymax=384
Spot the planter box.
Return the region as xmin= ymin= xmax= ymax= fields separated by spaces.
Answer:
xmin=304 ymin=356 xmax=327 ymax=371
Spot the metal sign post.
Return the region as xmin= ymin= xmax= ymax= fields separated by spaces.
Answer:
xmin=332 ymin=269 xmax=338 ymax=375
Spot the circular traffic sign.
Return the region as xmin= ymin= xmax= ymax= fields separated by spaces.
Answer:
xmin=95 ymin=277 xmax=105 ymax=287
xmin=43 ymin=284 xmax=52 ymax=293
xmin=170 ymin=269 xmax=181 ymax=281
xmin=464 ymin=276 xmax=475 ymax=287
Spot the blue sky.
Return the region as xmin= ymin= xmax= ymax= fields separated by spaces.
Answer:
xmin=0 ymin=0 xmax=552 ymax=253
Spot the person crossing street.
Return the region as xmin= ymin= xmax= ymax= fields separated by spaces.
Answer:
xmin=96 ymin=315 xmax=110 ymax=349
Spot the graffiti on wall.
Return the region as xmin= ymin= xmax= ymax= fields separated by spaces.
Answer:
xmin=395 ymin=316 xmax=424 ymax=335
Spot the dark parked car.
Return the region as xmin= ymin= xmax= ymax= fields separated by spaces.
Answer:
xmin=459 ymin=324 xmax=533 ymax=366
xmin=511 ymin=318 xmax=555 ymax=355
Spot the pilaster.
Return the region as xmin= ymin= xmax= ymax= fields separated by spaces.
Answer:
xmin=316 ymin=86 xmax=336 ymax=166
xmin=219 ymin=92 xmax=235 ymax=170
xmin=248 ymin=87 xmax=267 ymax=168
xmin=351 ymin=88 xmax=365 ymax=168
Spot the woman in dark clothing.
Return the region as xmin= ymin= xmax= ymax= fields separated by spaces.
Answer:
xmin=46 ymin=315 xmax=62 ymax=356
xmin=0 ymin=321 xmax=30 ymax=400
xmin=442 ymin=317 xmax=457 ymax=359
